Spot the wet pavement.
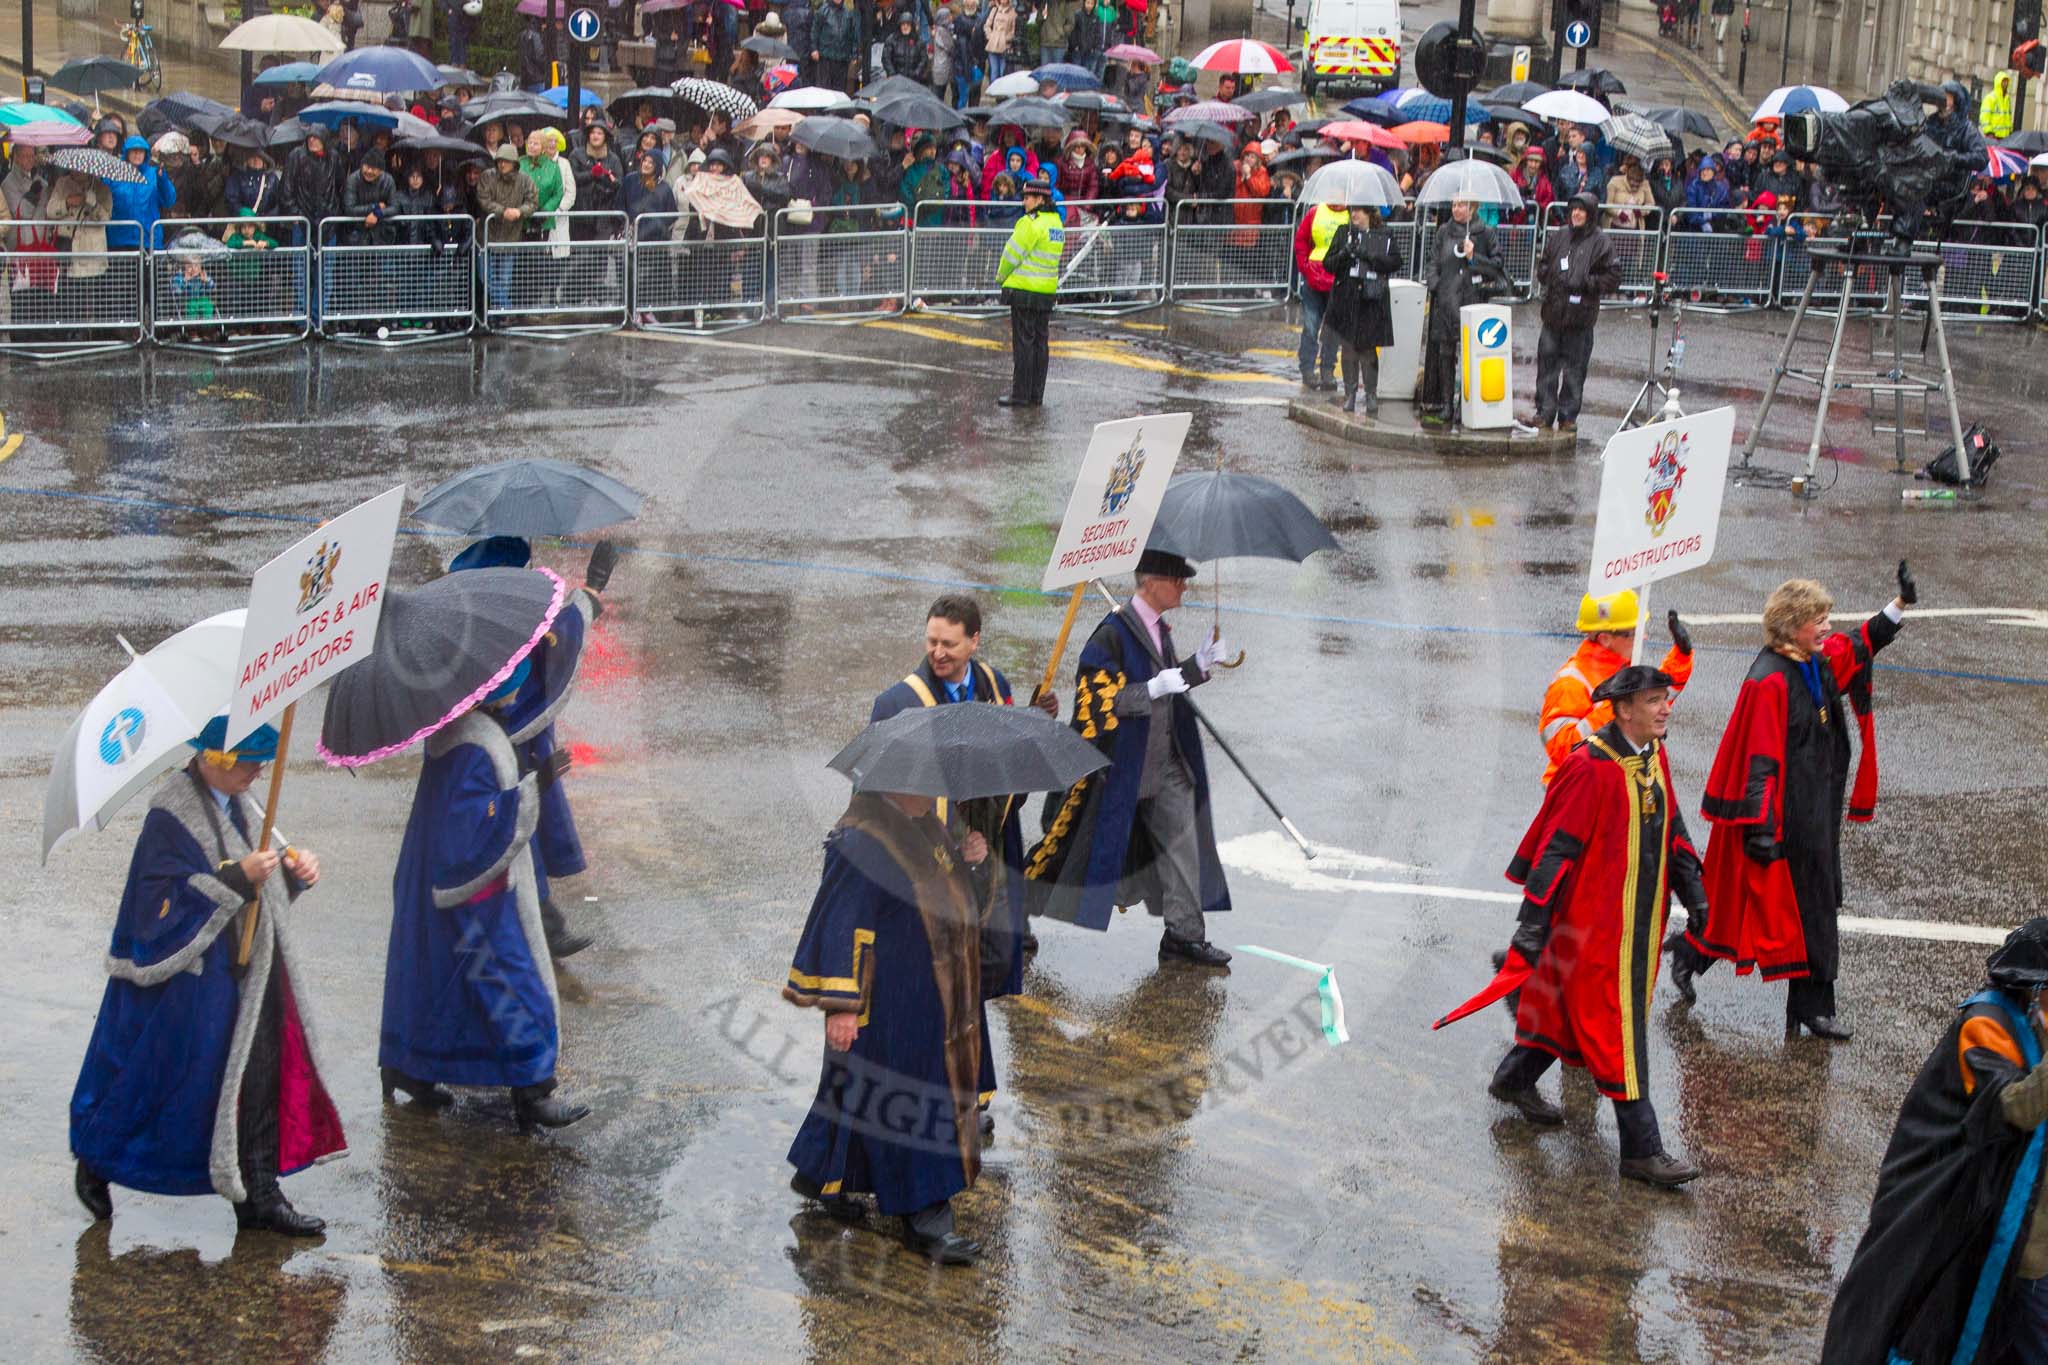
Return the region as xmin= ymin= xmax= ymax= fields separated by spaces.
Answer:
xmin=1 ymin=286 xmax=2045 ymax=1364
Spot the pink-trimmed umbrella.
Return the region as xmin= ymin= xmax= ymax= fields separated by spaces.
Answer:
xmin=1163 ymin=99 xmax=1254 ymax=125
xmin=318 ymin=567 xmax=566 ymax=767
xmin=6 ymin=120 xmax=92 ymax=147
xmin=1104 ymin=43 xmax=1161 ymax=64
xmin=1190 ymin=38 xmax=1293 ymax=75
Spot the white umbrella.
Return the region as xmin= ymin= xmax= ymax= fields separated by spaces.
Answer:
xmin=1414 ymin=159 xmax=1524 ymax=208
xmin=221 ymin=14 xmax=345 ymax=55
xmin=42 ymin=610 xmax=247 ymax=863
xmin=2031 ymin=152 xmax=2048 ymax=169
xmin=1300 ymin=158 xmax=1402 ymax=209
xmin=1522 ymin=89 xmax=1612 ymax=126
xmin=1751 ymin=84 xmax=1848 ymax=121
xmin=985 ymin=70 xmax=1041 ymax=99
xmin=768 ymin=85 xmax=854 ymax=112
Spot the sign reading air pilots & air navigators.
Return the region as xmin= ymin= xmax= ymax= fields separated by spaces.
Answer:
xmin=1041 ymin=412 xmax=1192 ymax=590
xmin=1586 ymin=406 xmax=1735 ymax=595
xmin=225 ymin=485 xmax=405 ymax=747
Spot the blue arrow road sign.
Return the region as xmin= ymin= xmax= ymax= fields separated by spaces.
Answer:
xmin=1476 ymin=317 xmax=1508 ymax=349
xmin=1565 ymin=19 xmax=1592 ymax=47
xmin=568 ymin=7 xmax=601 ymax=41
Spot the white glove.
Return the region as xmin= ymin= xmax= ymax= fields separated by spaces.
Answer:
xmin=1146 ymin=668 xmax=1189 ymax=700
xmin=1196 ymin=633 xmax=1229 ymax=672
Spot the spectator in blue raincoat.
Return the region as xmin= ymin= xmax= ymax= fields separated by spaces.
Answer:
xmin=1679 ymin=154 xmax=1732 ymax=231
xmin=103 ymin=135 xmax=176 ymax=250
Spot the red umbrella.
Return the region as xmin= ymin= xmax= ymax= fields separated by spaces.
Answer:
xmin=1319 ymin=119 xmax=1407 ymax=152
xmin=1430 ymin=948 xmax=1534 ymax=1031
xmin=1190 ymin=38 xmax=1293 ymax=75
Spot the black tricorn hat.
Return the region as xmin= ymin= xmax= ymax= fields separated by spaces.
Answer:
xmin=1987 ymin=919 xmax=2048 ymax=994
xmin=1590 ymin=665 xmax=1676 ymax=704
xmin=1136 ymin=548 xmax=1197 ymax=579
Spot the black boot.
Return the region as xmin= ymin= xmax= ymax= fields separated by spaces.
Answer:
xmin=381 ymin=1066 xmax=455 ymax=1108
xmin=1159 ymin=933 xmax=1231 ymax=967
xmin=1668 ymin=945 xmax=1698 ymax=1006
xmin=1364 ymin=392 xmax=1379 ymax=418
xmin=234 ymin=1192 xmax=326 ymax=1236
xmin=513 ymin=1090 xmax=592 ymax=1134
xmin=539 ymin=897 xmax=593 ymax=960
xmin=1341 ymin=386 xmax=1358 ymax=413
xmin=75 ymin=1161 xmax=111 ymax=1221
xmin=789 ymin=1171 xmax=868 ymax=1224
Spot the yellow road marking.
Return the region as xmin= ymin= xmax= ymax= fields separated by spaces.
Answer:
xmin=868 ymin=319 xmax=1294 ymax=385
xmin=0 ymin=413 xmax=20 ymax=464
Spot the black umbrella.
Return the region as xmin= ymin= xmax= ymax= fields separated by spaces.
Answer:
xmin=1147 ymin=471 xmax=1340 ymax=662
xmin=1173 ymin=120 xmax=1235 ymax=149
xmin=139 ymin=92 xmax=237 ymax=141
xmin=741 ymin=33 xmax=797 ymax=61
xmin=1635 ymin=104 xmax=1716 ymax=139
xmin=828 ymin=703 xmax=1109 ymax=801
xmin=961 ymin=104 xmax=998 ymax=120
xmin=412 ymin=457 xmax=644 ymax=537
xmin=988 ymin=96 xmax=1071 ymax=129
xmin=607 ymin=86 xmax=675 ymax=121
xmin=1478 ymin=101 xmax=1544 ymax=128
xmin=462 ymin=91 xmax=567 ymax=125
xmin=395 ymin=133 xmax=490 ymax=160
xmin=49 ymin=56 xmax=144 ymax=97
xmin=859 ymin=73 xmax=930 ymax=103
xmin=1057 ymin=90 xmax=1127 ymax=114
xmin=1558 ymin=67 xmax=1626 ymax=97
xmin=436 ymin=65 xmax=485 ymax=88
xmin=792 ymin=115 xmax=878 ymax=159
xmin=1234 ymin=87 xmax=1307 ymax=114
xmin=2000 ymin=129 xmax=2048 ymax=153
xmin=319 ymin=568 xmax=565 ymax=767
xmin=269 ymin=117 xmax=308 ymax=147
xmin=1267 ymin=148 xmax=1312 ymax=169
xmin=1480 ymin=80 xmax=1552 ymax=106
xmin=194 ymin=111 xmax=275 ymax=150
xmin=1292 ymin=116 xmax=1333 ymax=136
xmin=872 ymin=91 xmax=966 ymax=130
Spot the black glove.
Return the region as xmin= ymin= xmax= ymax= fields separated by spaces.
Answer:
xmin=1743 ymin=830 xmax=1779 ymax=864
xmin=1896 ymin=558 xmax=1917 ymax=606
xmin=536 ymin=747 xmax=572 ymax=791
xmin=586 ymin=538 xmax=618 ymax=593
xmin=1668 ymin=609 xmax=1692 ymax=656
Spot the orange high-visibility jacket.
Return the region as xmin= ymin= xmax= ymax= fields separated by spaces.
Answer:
xmin=1538 ymin=637 xmax=1694 ymax=784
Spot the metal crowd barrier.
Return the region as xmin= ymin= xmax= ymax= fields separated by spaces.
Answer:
xmin=1906 ymin=222 xmax=2041 ymax=321
xmin=148 ymin=215 xmax=311 ymax=354
xmin=630 ymin=214 xmax=768 ymax=334
xmin=1537 ymin=202 xmax=1660 ymax=307
xmin=1776 ymin=215 xmax=1891 ymax=315
xmin=0 ymin=219 xmax=147 ymax=361
xmin=319 ymin=214 xmax=476 ymax=346
xmin=1414 ymin=213 xmax=1538 ymax=299
xmin=1055 ymin=198 xmax=1167 ymax=314
xmin=775 ymin=204 xmax=909 ymax=323
xmin=480 ymin=209 xmax=629 ymax=339
xmin=1168 ymin=197 xmax=1295 ymax=312
xmin=1662 ymin=207 xmax=1781 ymax=312
xmin=906 ymin=202 xmax=1012 ymax=315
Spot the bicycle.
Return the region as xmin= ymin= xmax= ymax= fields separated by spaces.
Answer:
xmin=120 ymin=23 xmax=162 ymax=92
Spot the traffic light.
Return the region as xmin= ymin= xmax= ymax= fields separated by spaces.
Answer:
xmin=2018 ymin=39 xmax=2047 ymax=78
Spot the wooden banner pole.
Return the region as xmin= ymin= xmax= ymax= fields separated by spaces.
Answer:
xmin=234 ymin=700 xmax=295 ymax=968
xmin=1032 ymin=582 xmax=1088 ymax=708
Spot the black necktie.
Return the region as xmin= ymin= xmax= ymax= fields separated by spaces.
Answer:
xmin=226 ymin=796 xmax=251 ymax=846
xmin=1157 ymin=618 xmax=1174 ymax=669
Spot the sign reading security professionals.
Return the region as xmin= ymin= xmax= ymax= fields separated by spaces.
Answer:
xmin=1586 ymin=407 xmax=1735 ymax=595
xmin=1042 ymin=412 xmax=1192 ymax=590
xmin=226 ymin=485 xmax=405 ymax=747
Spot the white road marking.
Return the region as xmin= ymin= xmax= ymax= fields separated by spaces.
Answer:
xmin=1220 ymin=836 xmax=2017 ymax=945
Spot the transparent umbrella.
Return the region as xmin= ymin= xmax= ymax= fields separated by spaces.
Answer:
xmin=1414 ymin=158 xmax=1524 ymax=208
xmin=1299 ymin=158 xmax=1402 ymax=209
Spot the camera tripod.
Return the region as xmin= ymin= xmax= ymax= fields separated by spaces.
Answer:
xmin=1618 ymin=271 xmax=1688 ymax=430
xmin=1739 ymin=239 xmax=1970 ymax=498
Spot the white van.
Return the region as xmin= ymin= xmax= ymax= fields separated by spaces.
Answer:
xmin=1302 ymin=0 xmax=1402 ymax=98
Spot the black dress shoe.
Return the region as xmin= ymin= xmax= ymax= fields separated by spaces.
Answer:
xmin=548 ymin=929 xmax=594 ymax=959
xmin=903 ymin=1226 xmax=981 ymax=1265
xmin=1487 ymin=1080 xmax=1565 ymax=1126
xmin=514 ymin=1094 xmax=592 ymax=1134
xmin=234 ymin=1194 xmax=327 ymax=1236
xmin=75 ymin=1161 xmax=111 ymax=1221
xmin=1159 ymin=934 xmax=1231 ymax=967
xmin=1788 ymin=1013 xmax=1853 ymax=1042
xmin=381 ymin=1066 xmax=455 ymax=1108
xmin=789 ymin=1172 xmax=868 ymax=1224
xmin=1669 ymin=952 xmax=1698 ymax=1006
xmin=996 ymin=394 xmax=1025 ymax=407
xmin=1620 ymin=1152 xmax=1701 ymax=1187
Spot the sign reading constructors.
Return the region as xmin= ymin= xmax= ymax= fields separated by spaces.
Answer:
xmin=225 ymin=485 xmax=405 ymax=748
xmin=1586 ymin=406 xmax=1735 ymax=596
xmin=1042 ymin=412 xmax=1192 ymax=591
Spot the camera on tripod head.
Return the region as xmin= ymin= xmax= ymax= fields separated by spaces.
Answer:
xmin=1781 ymin=80 xmax=1972 ymax=246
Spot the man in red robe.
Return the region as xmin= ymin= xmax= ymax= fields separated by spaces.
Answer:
xmin=1482 ymin=665 xmax=1709 ymax=1187
xmin=1672 ymin=563 xmax=1915 ymax=1039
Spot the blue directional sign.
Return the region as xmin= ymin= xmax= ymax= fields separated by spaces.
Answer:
xmin=1564 ymin=19 xmax=1592 ymax=47
xmin=1476 ymin=317 xmax=1508 ymax=350
xmin=568 ymin=7 xmax=601 ymax=42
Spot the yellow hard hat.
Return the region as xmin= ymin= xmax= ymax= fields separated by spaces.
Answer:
xmin=1577 ymin=590 xmax=1641 ymax=633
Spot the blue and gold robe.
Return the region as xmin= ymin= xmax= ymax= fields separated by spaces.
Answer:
xmin=502 ymin=586 xmax=596 ymax=899
xmin=784 ymin=794 xmax=982 ymax=1217
xmin=381 ymin=710 xmax=559 ymax=1089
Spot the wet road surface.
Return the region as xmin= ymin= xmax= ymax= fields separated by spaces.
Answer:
xmin=1 ymin=297 xmax=2045 ymax=1362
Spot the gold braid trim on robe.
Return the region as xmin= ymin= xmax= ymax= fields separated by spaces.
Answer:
xmin=837 ymin=794 xmax=985 ymax=1190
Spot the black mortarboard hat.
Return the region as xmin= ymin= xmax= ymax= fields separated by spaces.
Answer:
xmin=1136 ymin=548 xmax=1197 ymax=579
xmin=1590 ymin=665 xmax=1676 ymax=704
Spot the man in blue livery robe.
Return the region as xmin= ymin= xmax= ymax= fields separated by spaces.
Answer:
xmin=450 ymin=534 xmax=612 ymax=961
xmin=783 ymin=789 xmax=986 ymax=1266
xmin=1023 ymin=550 xmax=1234 ymax=967
xmin=379 ymin=663 xmax=591 ymax=1133
xmin=70 ymin=717 xmax=345 ymax=1236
